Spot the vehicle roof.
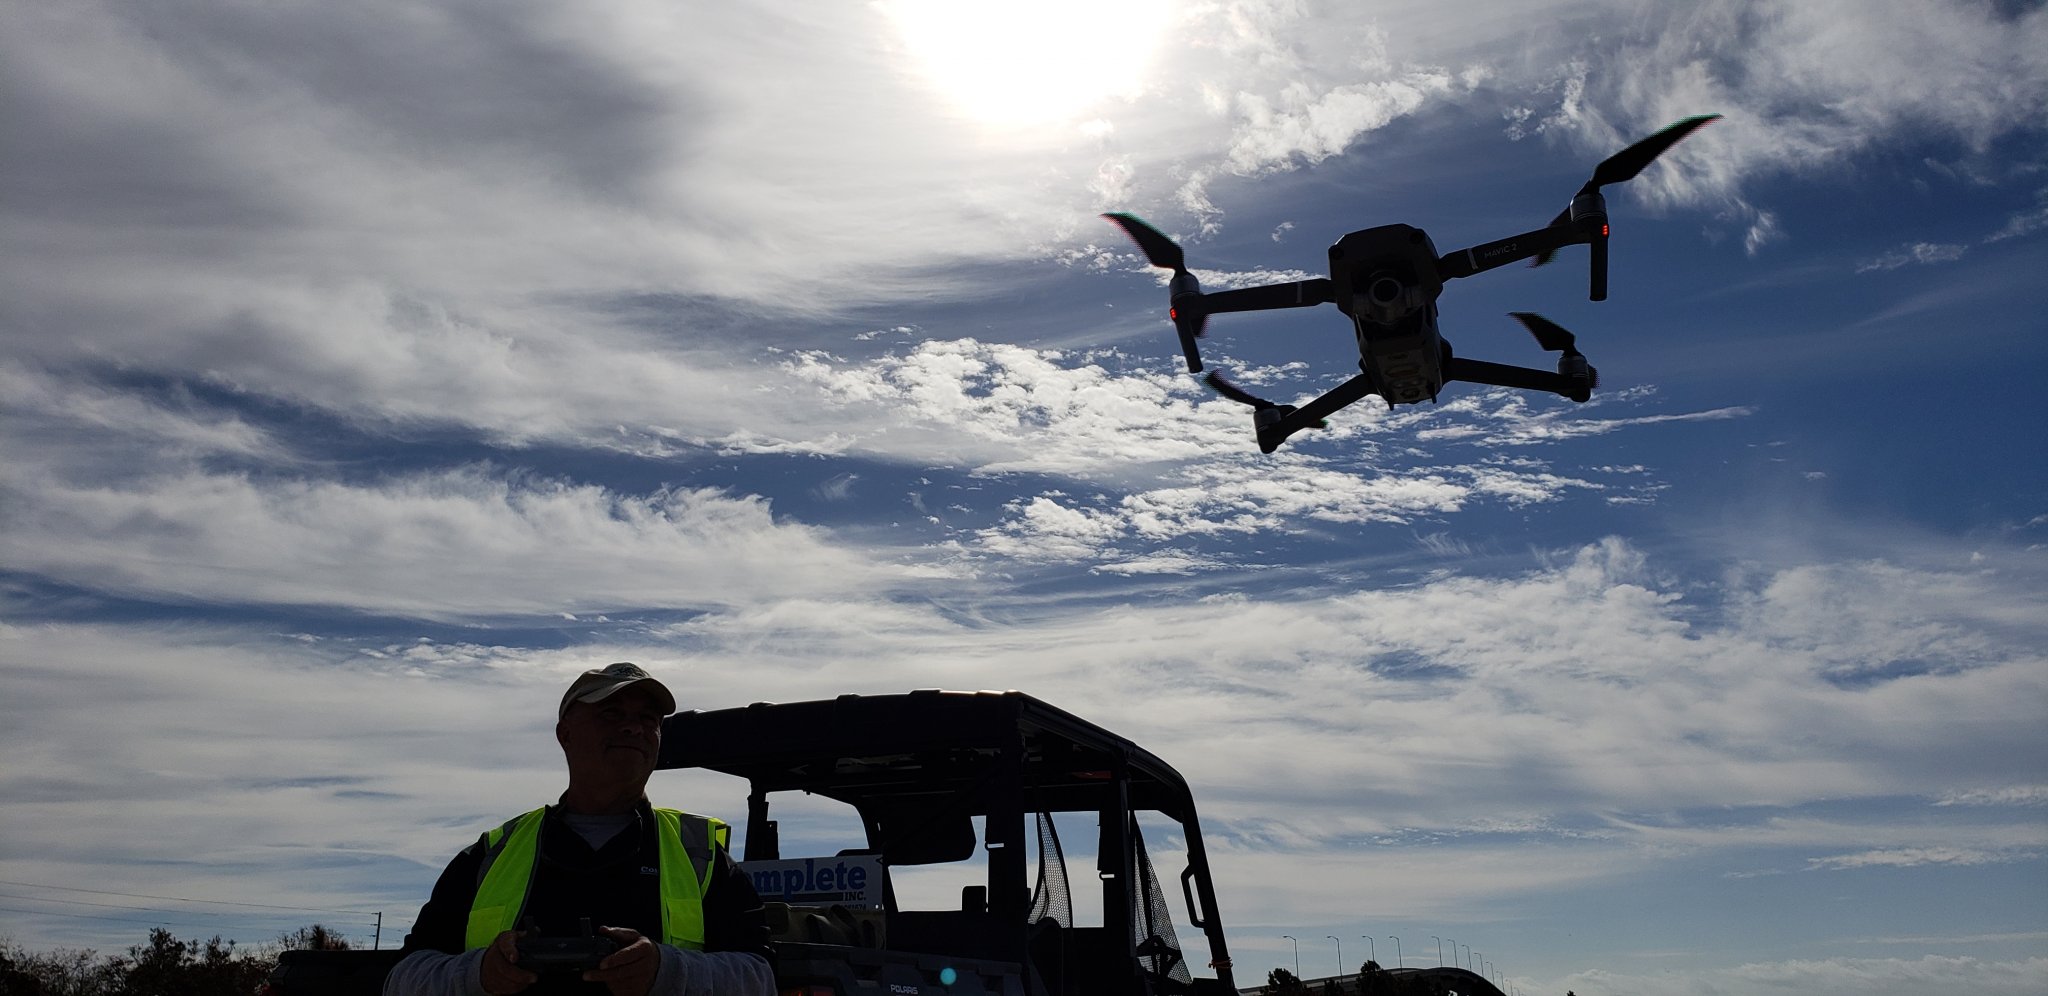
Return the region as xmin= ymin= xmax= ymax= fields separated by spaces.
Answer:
xmin=658 ymin=689 xmax=1200 ymax=821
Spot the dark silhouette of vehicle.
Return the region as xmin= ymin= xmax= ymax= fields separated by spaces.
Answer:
xmin=270 ymin=690 xmax=1238 ymax=996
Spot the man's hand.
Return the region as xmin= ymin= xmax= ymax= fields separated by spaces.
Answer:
xmin=480 ymin=929 xmax=538 ymax=996
xmin=585 ymin=926 xmax=661 ymax=996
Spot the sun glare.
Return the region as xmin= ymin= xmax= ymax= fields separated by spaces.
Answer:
xmin=881 ymin=0 xmax=1169 ymax=128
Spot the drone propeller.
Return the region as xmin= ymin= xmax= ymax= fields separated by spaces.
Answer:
xmin=1205 ymin=371 xmax=1332 ymax=452
xmin=1587 ymin=114 xmax=1723 ymax=191
xmin=1104 ymin=212 xmax=1209 ymax=372
xmin=1531 ymin=114 xmax=1722 ymax=299
xmin=1203 ymin=371 xmax=1273 ymax=408
xmin=1509 ymin=310 xmax=1578 ymax=352
xmin=1204 ymin=372 xmax=1329 ymax=423
xmin=1509 ymin=311 xmax=1599 ymax=394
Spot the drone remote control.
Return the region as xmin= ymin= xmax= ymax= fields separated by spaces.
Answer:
xmin=516 ymin=919 xmax=619 ymax=971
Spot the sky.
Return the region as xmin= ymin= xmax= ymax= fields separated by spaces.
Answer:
xmin=2 ymin=1 xmax=2045 ymax=994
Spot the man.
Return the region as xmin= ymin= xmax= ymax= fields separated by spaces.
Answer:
xmin=386 ymin=663 xmax=774 ymax=996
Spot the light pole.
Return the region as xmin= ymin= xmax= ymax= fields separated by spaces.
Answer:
xmin=1443 ymin=938 xmax=1455 ymax=970
xmin=1359 ymin=935 xmax=1374 ymax=965
xmin=1387 ymin=936 xmax=1402 ymax=969
xmin=1281 ymin=935 xmax=1299 ymax=977
xmin=1326 ymin=937 xmax=1342 ymax=976
xmin=1458 ymin=944 xmax=1470 ymax=970
xmin=1472 ymin=951 xmax=1481 ymax=976
xmin=1430 ymin=936 xmax=1442 ymax=967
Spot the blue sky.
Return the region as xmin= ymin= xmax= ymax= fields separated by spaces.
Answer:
xmin=2 ymin=2 xmax=2045 ymax=994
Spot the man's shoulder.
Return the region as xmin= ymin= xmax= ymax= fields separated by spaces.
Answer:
xmin=453 ymin=806 xmax=551 ymax=857
xmin=649 ymin=805 xmax=720 ymax=820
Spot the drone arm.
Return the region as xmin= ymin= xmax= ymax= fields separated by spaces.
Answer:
xmin=1199 ymin=278 xmax=1335 ymax=315
xmin=1444 ymin=357 xmax=1590 ymax=401
xmin=1254 ymin=373 xmax=1376 ymax=453
xmin=1437 ymin=225 xmax=1588 ymax=281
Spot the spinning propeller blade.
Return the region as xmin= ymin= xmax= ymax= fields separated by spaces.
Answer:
xmin=1103 ymin=212 xmax=1186 ymax=272
xmin=1509 ymin=311 xmax=1578 ymax=352
xmin=1532 ymin=114 xmax=1721 ymax=269
xmin=1204 ymin=372 xmax=1328 ymax=428
xmin=1103 ymin=212 xmax=1210 ymax=371
xmin=1203 ymin=371 xmax=1275 ymax=408
xmin=1588 ymin=114 xmax=1722 ymax=191
xmin=1509 ymin=312 xmax=1598 ymax=393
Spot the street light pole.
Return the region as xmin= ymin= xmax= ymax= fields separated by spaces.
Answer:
xmin=1430 ymin=936 xmax=1442 ymax=967
xmin=1282 ymin=935 xmax=1299 ymax=977
xmin=1387 ymin=936 xmax=1402 ymax=969
xmin=1359 ymin=936 xmax=1374 ymax=965
xmin=1326 ymin=937 xmax=1342 ymax=976
xmin=1458 ymin=944 xmax=1469 ymax=970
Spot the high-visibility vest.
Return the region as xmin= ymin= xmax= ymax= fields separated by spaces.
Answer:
xmin=463 ymin=806 xmax=730 ymax=952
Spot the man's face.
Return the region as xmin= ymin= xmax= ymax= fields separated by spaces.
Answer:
xmin=556 ymin=684 xmax=666 ymax=789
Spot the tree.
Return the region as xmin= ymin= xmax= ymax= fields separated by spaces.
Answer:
xmin=272 ymin=926 xmax=350 ymax=953
xmin=121 ymin=928 xmax=269 ymax=996
xmin=0 ymin=924 xmax=356 ymax=996
xmin=2 ymin=948 xmax=47 ymax=996
xmin=1267 ymin=966 xmax=1307 ymax=995
xmin=1355 ymin=960 xmax=1385 ymax=996
xmin=0 ymin=942 xmax=125 ymax=996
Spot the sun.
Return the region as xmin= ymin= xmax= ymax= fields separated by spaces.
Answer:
xmin=880 ymin=0 xmax=1170 ymax=128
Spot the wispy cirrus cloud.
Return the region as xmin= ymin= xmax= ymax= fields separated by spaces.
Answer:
xmin=1808 ymin=847 xmax=2035 ymax=871
xmin=1514 ymin=0 xmax=2048 ymax=254
xmin=1985 ymin=188 xmax=2048 ymax=242
xmin=1936 ymin=786 xmax=2048 ymax=808
xmin=1855 ymin=242 xmax=1970 ymax=273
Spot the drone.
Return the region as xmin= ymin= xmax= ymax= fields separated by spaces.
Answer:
xmin=1105 ymin=114 xmax=1720 ymax=453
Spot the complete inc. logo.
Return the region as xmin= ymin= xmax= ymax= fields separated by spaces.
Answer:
xmin=739 ymin=855 xmax=884 ymax=909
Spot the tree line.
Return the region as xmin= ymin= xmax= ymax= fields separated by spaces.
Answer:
xmin=1 ymin=924 xmax=352 ymax=996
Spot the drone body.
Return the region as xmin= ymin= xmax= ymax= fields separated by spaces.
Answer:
xmin=1105 ymin=114 xmax=1719 ymax=453
xmin=1328 ymin=223 xmax=1447 ymax=406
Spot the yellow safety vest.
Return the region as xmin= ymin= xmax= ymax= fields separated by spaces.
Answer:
xmin=463 ymin=806 xmax=729 ymax=952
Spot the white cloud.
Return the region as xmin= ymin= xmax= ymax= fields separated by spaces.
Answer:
xmin=4 ymin=0 xmax=2030 ymax=488
xmin=0 ymin=461 xmax=926 ymax=620
xmin=5 ymin=537 xmax=2045 ymax=952
xmin=0 ymin=364 xmax=281 ymax=470
xmin=1936 ymin=786 xmax=2048 ymax=808
xmin=782 ymin=344 xmax=1749 ymax=509
xmin=1807 ymin=847 xmax=2034 ymax=871
xmin=1856 ymin=242 xmax=1969 ymax=273
xmin=1094 ymin=550 xmax=1229 ymax=576
xmin=1558 ymin=955 xmax=2048 ymax=996
xmin=1515 ymin=1 xmax=2048 ymax=247
xmin=1984 ymin=187 xmax=2048 ymax=242
xmin=969 ymin=457 xmax=1611 ymax=566
xmin=1222 ymin=71 xmax=1464 ymax=176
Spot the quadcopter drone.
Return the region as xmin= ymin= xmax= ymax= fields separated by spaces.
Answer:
xmin=1105 ymin=114 xmax=1720 ymax=453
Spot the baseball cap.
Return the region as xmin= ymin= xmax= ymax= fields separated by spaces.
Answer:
xmin=558 ymin=662 xmax=677 ymax=720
